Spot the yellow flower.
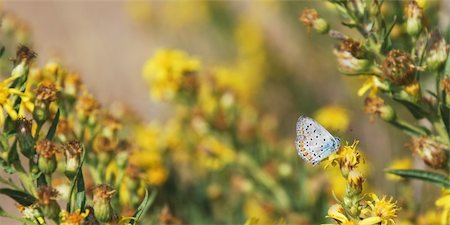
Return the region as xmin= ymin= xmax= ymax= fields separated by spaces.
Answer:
xmin=59 ymin=209 xmax=89 ymax=225
xmin=358 ymin=77 xmax=383 ymax=97
xmin=363 ymin=193 xmax=399 ymax=225
xmin=143 ymin=49 xmax=200 ymax=101
xmin=386 ymin=158 xmax=412 ymax=181
xmin=197 ymin=136 xmax=236 ymax=171
xmin=327 ymin=204 xmax=348 ymax=223
xmin=325 ymin=141 xmax=362 ymax=173
xmin=0 ymin=73 xmax=32 ymax=124
xmin=436 ymin=189 xmax=450 ymax=225
xmin=314 ymin=105 xmax=350 ymax=133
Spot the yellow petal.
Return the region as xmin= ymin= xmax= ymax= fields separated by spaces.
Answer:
xmin=359 ymin=216 xmax=382 ymax=225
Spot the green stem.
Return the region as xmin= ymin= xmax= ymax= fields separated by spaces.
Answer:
xmin=236 ymin=152 xmax=290 ymax=210
xmin=433 ymin=118 xmax=450 ymax=145
xmin=389 ymin=119 xmax=428 ymax=137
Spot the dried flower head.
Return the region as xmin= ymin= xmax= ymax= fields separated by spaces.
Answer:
xmin=35 ymin=82 xmax=57 ymax=104
xmin=37 ymin=186 xmax=59 ymax=205
xmin=93 ymin=184 xmax=116 ymax=202
xmin=14 ymin=45 xmax=36 ymax=64
xmin=409 ymin=137 xmax=448 ymax=169
xmin=76 ymin=93 xmax=100 ymax=121
xmin=441 ymin=77 xmax=450 ymax=94
xmin=338 ymin=39 xmax=365 ymax=59
xmin=300 ymin=8 xmax=329 ymax=33
xmin=35 ymin=139 xmax=58 ymax=159
xmin=382 ymin=49 xmax=416 ymax=85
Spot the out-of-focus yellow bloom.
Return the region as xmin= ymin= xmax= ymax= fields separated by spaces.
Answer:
xmin=416 ymin=0 xmax=428 ymax=9
xmin=145 ymin=163 xmax=168 ymax=186
xmin=160 ymin=1 xmax=209 ymax=28
xmin=59 ymin=209 xmax=89 ymax=225
xmin=197 ymin=136 xmax=235 ymax=171
xmin=417 ymin=210 xmax=441 ymax=225
xmin=244 ymin=197 xmax=274 ymax=225
xmin=436 ymin=189 xmax=450 ymax=225
xmin=314 ymin=105 xmax=350 ymax=132
xmin=244 ymin=217 xmax=259 ymax=225
xmin=386 ymin=158 xmax=412 ymax=181
xmin=362 ymin=193 xmax=399 ymax=225
xmin=125 ymin=0 xmax=152 ymax=23
xmin=143 ymin=49 xmax=200 ymax=101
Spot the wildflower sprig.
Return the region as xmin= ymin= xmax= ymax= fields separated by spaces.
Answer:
xmin=0 ymin=43 xmax=155 ymax=224
xmin=302 ymin=1 xmax=449 ymax=223
xmin=325 ymin=141 xmax=399 ymax=225
xmin=301 ymin=0 xmax=449 ymax=184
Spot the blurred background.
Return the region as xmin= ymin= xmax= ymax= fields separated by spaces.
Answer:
xmin=1 ymin=1 xmax=447 ymax=224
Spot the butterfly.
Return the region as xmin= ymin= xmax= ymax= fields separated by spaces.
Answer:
xmin=295 ymin=116 xmax=341 ymax=166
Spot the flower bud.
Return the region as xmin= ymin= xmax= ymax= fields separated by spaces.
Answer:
xmin=347 ymin=170 xmax=364 ymax=194
xmin=405 ymin=1 xmax=423 ymax=36
xmin=333 ymin=39 xmax=374 ymax=74
xmin=93 ymin=184 xmax=116 ymax=223
xmin=11 ymin=45 xmax=36 ymax=77
xmin=364 ymin=96 xmax=396 ymax=122
xmin=76 ymin=93 xmax=100 ymax=125
xmin=425 ymin=31 xmax=449 ymax=71
xmin=300 ymin=9 xmax=329 ymax=34
xmin=35 ymin=139 xmax=59 ymax=175
xmin=409 ymin=137 xmax=448 ymax=169
xmin=63 ymin=140 xmax=83 ymax=178
xmin=33 ymin=83 xmax=57 ymax=124
xmin=63 ymin=73 xmax=82 ymax=98
xmin=382 ymin=49 xmax=416 ymax=85
xmin=16 ymin=118 xmax=35 ymax=158
xmin=37 ymin=186 xmax=60 ymax=221
xmin=327 ymin=204 xmax=347 ymax=223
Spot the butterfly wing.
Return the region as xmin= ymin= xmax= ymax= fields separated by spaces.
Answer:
xmin=295 ymin=116 xmax=340 ymax=166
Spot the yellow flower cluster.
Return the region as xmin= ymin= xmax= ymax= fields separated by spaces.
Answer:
xmin=143 ymin=49 xmax=201 ymax=101
xmin=325 ymin=141 xmax=399 ymax=225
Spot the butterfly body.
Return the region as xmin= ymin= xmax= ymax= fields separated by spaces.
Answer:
xmin=295 ymin=116 xmax=340 ymax=166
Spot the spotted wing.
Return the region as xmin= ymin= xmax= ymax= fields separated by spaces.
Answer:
xmin=295 ymin=116 xmax=339 ymax=166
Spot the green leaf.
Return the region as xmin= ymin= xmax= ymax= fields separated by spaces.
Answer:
xmin=130 ymin=189 xmax=157 ymax=225
xmin=67 ymin=149 xmax=86 ymax=212
xmin=393 ymin=97 xmax=428 ymax=119
xmin=0 ymin=46 xmax=5 ymax=58
xmin=46 ymin=109 xmax=60 ymax=140
xmin=385 ymin=169 xmax=450 ymax=188
xmin=440 ymin=103 xmax=450 ymax=135
xmin=0 ymin=188 xmax=36 ymax=206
